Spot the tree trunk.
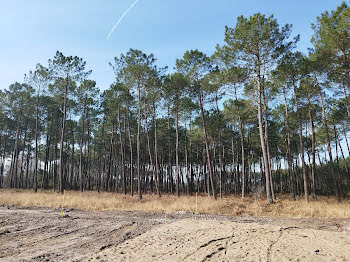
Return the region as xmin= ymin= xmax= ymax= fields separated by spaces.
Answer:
xmin=167 ymin=105 xmax=173 ymax=194
xmin=256 ymin=60 xmax=272 ymax=204
xmin=198 ymin=90 xmax=216 ymax=199
xmin=175 ymin=98 xmax=180 ymax=197
xmin=137 ymin=82 xmax=142 ymax=200
xmin=118 ymin=108 xmax=126 ymax=195
xmin=263 ymin=89 xmax=275 ymax=201
xmin=184 ymin=114 xmax=190 ymax=195
xmin=126 ymin=104 xmax=134 ymax=196
xmin=316 ymin=83 xmax=341 ymax=202
xmin=59 ymin=79 xmax=68 ymax=194
xmin=144 ymin=110 xmax=158 ymax=197
xmin=34 ymin=92 xmax=40 ymax=193
xmin=106 ymin=124 xmax=114 ymax=191
xmin=69 ymin=127 xmax=74 ymax=190
xmin=282 ymin=85 xmax=296 ymax=200
xmin=0 ymin=134 xmax=7 ymax=188
xmin=239 ymin=120 xmax=245 ymax=198
xmin=215 ymin=91 xmax=223 ymax=199
xmin=292 ymin=81 xmax=309 ymax=202
xmin=231 ymin=135 xmax=236 ymax=194
xmin=25 ymin=143 xmax=30 ymax=189
xmin=153 ymin=104 xmax=161 ymax=198
xmin=9 ymin=120 xmax=20 ymax=188
xmin=86 ymin=116 xmax=92 ymax=191
xmin=307 ymin=97 xmax=317 ymax=200
xmin=20 ymin=127 xmax=27 ymax=189
xmin=338 ymin=139 xmax=349 ymax=175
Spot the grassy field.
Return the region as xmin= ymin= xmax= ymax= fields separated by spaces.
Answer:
xmin=0 ymin=189 xmax=349 ymax=218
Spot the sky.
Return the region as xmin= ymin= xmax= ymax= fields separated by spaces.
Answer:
xmin=0 ymin=0 xmax=345 ymax=92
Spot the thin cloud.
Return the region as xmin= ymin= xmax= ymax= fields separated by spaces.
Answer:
xmin=106 ymin=0 xmax=140 ymax=40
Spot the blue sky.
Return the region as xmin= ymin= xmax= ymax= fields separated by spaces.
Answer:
xmin=0 ymin=0 xmax=345 ymax=92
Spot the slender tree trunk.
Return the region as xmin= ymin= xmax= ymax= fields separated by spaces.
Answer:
xmin=34 ymin=92 xmax=40 ymax=192
xmin=118 ymin=108 xmax=126 ymax=195
xmin=25 ymin=143 xmax=30 ymax=189
xmin=59 ymin=79 xmax=68 ymax=194
xmin=167 ymin=105 xmax=173 ymax=194
xmin=292 ymin=81 xmax=309 ymax=202
xmin=106 ymin=124 xmax=114 ymax=191
xmin=86 ymin=116 xmax=92 ymax=191
xmin=338 ymin=139 xmax=349 ymax=174
xmin=53 ymin=142 xmax=58 ymax=191
xmin=341 ymin=84 xmax=350 ymax=120
xmin=9 ymin=120 xmax=20 ymax=188
xmin=144 ymin=110 xmax=158 ymax=197
xmin=215 ymin=92 xmax=223 ymax=199
xmin=239 ymin=121 xmax=245 ymax=198
xmin=198 ymin=90 xmax=216 ymax=199
xmin=344 ymin=57 xmax=350 ymax=100
xmin=233 ymin=86 xmax=246 ymax=198
xmin=333 ymin=122 xmax=339 ymax=165
xmin=342 ymin=123 xmax=350 ymax=156
xmin=79 ymin=101 xmax=87 ymax=192
xmin=282 ymin=85 xmax=296 ymax=200
xmin=0 ymin=134 xmax=7 ymax=188
xmin=256 ymin=59 xmax=272 ymax=204
xmin=97 ymin=120 xmax=105 ymax=193
xmin=153 ymin=104 xmax=161 ymax=198
xmin=20 ymin=127 xmax=27 ymax=189
xmin=189 ymin=119 xmax=193 ymax=195
xmin=126 ymin=104 xmax=134 ymax=196
xmin=175 ymin=98 xmax=180 ymax=197
xmin=263 ymin=89 xmax=275 ymax=201
xmin=70 ymin=128 xmax=74 ymax=191
xmin=333 ymin=120 xmax=343 ymax=196
xmin=231 ymin=135 xmax=236 ymax=194
xmin=307 ymin=97 xmax=317 ymax=200
xmin=184 ymin=114 xmax=190 ymax=195
xmin=137 ymin=82 xmax=142 ymax=200
xmin=316 ymin=83 xmax=341 ymax=202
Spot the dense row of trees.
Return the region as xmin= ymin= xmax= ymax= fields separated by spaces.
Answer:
xmin=0 ymin=3 xmax=349 ymax=203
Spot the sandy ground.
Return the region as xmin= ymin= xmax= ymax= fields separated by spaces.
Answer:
xmin=0 ymin=206 xmax=349 ymax=262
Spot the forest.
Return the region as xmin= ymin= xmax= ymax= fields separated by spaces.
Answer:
xmin=0 ymin=2 xmax=349 ymax=204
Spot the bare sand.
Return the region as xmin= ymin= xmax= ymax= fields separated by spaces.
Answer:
xmin=97 ymin=219 xmax=350 ymax=262
xmin=0 ymin=207 xmax=349 ymax=261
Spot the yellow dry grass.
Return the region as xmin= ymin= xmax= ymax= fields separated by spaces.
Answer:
xmin=0 ymin=189 xmax=349 ymax=219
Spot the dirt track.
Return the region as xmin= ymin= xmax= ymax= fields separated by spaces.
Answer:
xmin=0 ymin=206 xmax=349 ymax=261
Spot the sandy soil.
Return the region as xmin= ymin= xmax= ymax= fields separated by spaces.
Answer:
xmin=0 ymin=206 xmax=349 ymax=262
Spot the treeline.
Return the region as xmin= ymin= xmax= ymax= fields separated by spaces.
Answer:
xmin=0 ymin=3 xmax=349 ymax=203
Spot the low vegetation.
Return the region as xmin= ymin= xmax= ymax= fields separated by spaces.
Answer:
xmin=1 ymin=190 xmax=349 ymax=219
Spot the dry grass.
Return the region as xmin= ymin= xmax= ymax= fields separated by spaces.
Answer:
xmin=0 ymin=189 xmax=349 ymax=219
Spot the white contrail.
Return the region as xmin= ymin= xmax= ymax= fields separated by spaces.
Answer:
xmin=106 ymin=0 xmax=140 ymax=40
